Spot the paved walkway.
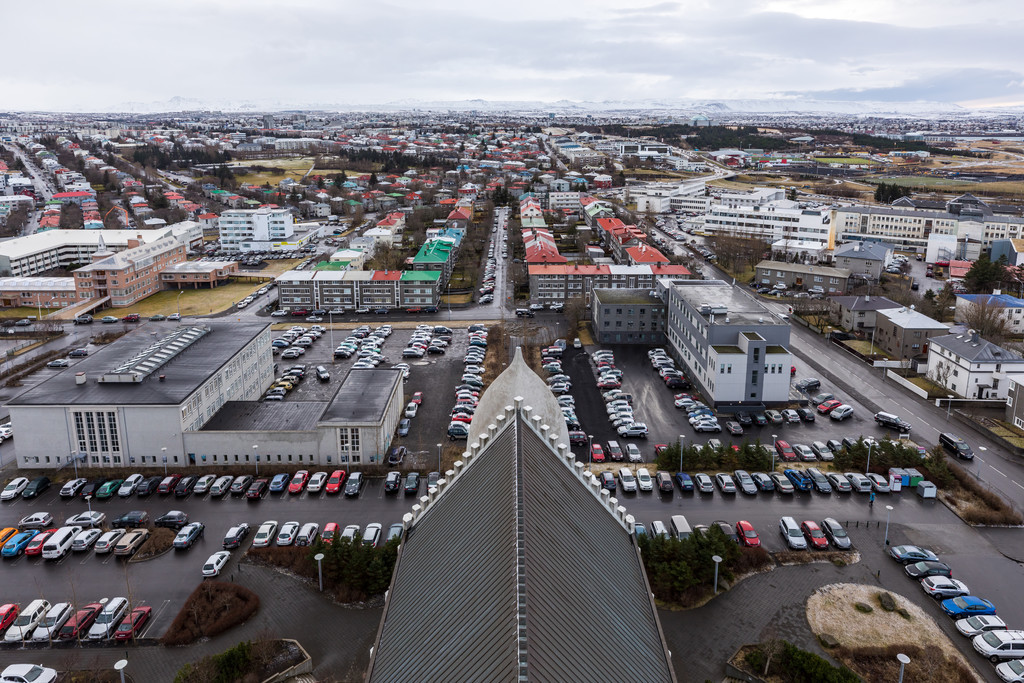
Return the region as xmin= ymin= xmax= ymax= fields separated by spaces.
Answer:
xmin=0 ymin=563 xmax=382 ymax=682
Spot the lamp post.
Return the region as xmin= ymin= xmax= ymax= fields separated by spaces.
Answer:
xmin=176 ymin=290 xmax=184 ymax=319
xmin=328 ymin=311 xmax=334 ymax=355
xmin=85 ymin=495 xmax=92 ymax=514
xmin=114 ymin=659 xmax=128 ymax=683
xmin=314 ymin=552 xmax=325 ymax=592
xmin=712 ymin=554 xmax=723 ymax=594
xmin=897 ymin=653 xmax=910 ymax=683
xmin=160 ymin=447 xmax=167 ymax=476
xmin=253 ymin=444 xmax=259 ymax=476
xmin=771 ymin=434 xmax=778 ymax=472
xmin=884 ymin=504 xmax=894 ymax=547
xmin=678 ymin=435 xmax=684 ymax=473
xmin=71 ymin=450 xmax=79 ymax=479
xmin=865 ymin=441 xmax=874 ymax=475
xmin=436 ymin=443 xmax=442 ymax=474
xmin=588 ymin=435 xmax=594 ymax=469
xmin=946 ymin=395 xmax=954 ymax=419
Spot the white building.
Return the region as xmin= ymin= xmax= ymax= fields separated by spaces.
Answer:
xmin=547 ymin=191 xmax=582 ymax=211
xmin=630 ymin=179 xmax=707 ymax=214
xmin=218 ymin=207 xmax=295 ymax=251
xmin=927 ymin=331 xmax=1024 ymax=400
xmin=659 ymin=278 xmax=792 ymax=406
xmin=955 ymin=292 xmax=1024 ymax=335
xmin=704 ymin=190 xmax=834 ymax=256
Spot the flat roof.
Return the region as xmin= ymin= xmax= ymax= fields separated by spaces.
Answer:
xmin=593 ymin=288 xmax=664 ymax=305
xmin=202 ymin=400 xmax=329 ymax=432
xmin=0 ymin=224 xmax=197 ymax=261
xmin=664 ymin=279 xmax=785 ymax=325
xmin=8 ymin=320 xmax=269 ymax=407
xmin=319 ymin=368 xmax=402 ymax=424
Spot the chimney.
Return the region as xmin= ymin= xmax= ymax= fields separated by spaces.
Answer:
xmin=972 ymin=330 xmax=980 ymax=343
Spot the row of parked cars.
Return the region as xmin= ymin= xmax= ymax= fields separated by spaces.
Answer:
xmin=589 ymin=350 xmax=648 ymax=438
xmin=886 ymin=544 xmax=1024 ymax=677
xmin=0 ymin=597 xmax=152 ymax=647
xmin=447 ymin=325 xmax=490 ymax=440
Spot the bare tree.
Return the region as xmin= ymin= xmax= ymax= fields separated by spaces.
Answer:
xmin=960 ymin=298 xmax=1013 ymax=345
xmin=930 ymin=359 xmax=953 ymax=389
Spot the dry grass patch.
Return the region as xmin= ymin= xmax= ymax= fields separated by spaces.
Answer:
xmin=132 ymin=527 xmax=174 ymax=562
xmin=807 ymin=583 xmax=980 ymax=682
xmin=161 ymin=581 xmax=260 ymax=646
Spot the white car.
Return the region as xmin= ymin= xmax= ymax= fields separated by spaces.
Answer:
xmin=956 ymin=615 xmax=1007 ymax=638
xmin=209 ymin=475 xmax=235 ymax=497
xmin=87 ymin=597 xmax=128 ymax=640
xmin=0 ymin=665 xmax=57 ymax=683
xmin=72 ymin=528 xmax=102 ymax=551
xmin=921 ymin=576 xmax=970 ymax=600
xmin=618 ymin=468 xmax=637 ymax=493
xmin=65 ymin=511 xmax=106 ymax=528
xmin=405 ymin=402 xmax=419 ymax=418
xmin=341 ymin=524 xmax=360 ymax=541
xmin=296 ymin=522 xmax=320 ymax=547
xmin=60 ymin=478 xmax=88 ymax=497
xmin=276 ymin=521 xmax=300 ymax=546
xmin=18 ymin=512 xmax=54 ymax=529
xmin=94 ymin=529 xmax=127 ymax=554
xmin=4 ymin=599 xmax=49 ymax=642
xmin=31 ymin=602 xmax=73 ymax=642
xmin=117 ymin=474 xmax=144 ymax=497
xmin=636 ymin=468 xmax=654 ymax=492
xmin=1 ymin=477 xmax=29 ymax=501
xmin=306 ymin=472 xmax=328 ymax=493
xmin=202 ymin=551 xmax=231 ymax=577
xmin=252 ymin=521 xmax=278 ymax=548
xmin=193 ymin=474 xmax=218 ymax=494
xmin=362 ymin=523 xmax=382 ymax=548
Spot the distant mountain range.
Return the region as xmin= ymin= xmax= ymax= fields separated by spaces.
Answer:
xmin=105 ymin=95 xmax=1008 ymax=117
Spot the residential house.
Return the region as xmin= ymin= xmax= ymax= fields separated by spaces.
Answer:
xmin=873 ymin=307 xmax=949 ymax=360
xmin=955 ymin=292 xmax=1024 ymax=335
xmin=828 ymin=295 xmax=901 ymax=332
xmin=832 ymin=241 xmax=894 ymax=281
xmin=928 ymin=331 xmax=1024 ymax=399
xmin=754 ymin=260 xmax=851 ymax=293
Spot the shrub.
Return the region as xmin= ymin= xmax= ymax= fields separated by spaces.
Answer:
xmin=162 ymin=582 xmax=260 ymax=646
xmin=778 ymin=641 xmax=860 ymax=682
xmin=637 ymin=526 xmax=745 ymax=605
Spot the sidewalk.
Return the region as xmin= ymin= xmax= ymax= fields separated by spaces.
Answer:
xmin=0 ymin=563 xmax=382 ymax=682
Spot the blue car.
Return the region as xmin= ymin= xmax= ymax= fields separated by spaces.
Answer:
xmin=783 ymin=468 xmax=812 ymax=492
xmin=398 ymin=418 xmax=411 ymax=437
xmin=941 ymin=596 xmax=996 ymax=618
xmin=2 ymin=530 xmax=38 ymax=557
xmin=269 ymin=473 xmax=290 ymax=493
xmin=888 ymin=544 xmax=939 ymax=564
xmin=674 ymin=472 xmax=693 ymax=492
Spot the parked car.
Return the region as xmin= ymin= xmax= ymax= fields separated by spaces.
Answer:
xmin=889 ymin=545 xmax=940 ymax=564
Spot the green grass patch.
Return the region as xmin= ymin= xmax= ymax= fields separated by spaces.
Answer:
xmin=815 ymin=157 xmax=880 ymax=165
xmin=907 ymin=376 xmax=950 ymax=399
xmin=841 ymin=339 xmax=888 ymax=357
xmin=112 ymin=282 xmax=265 ymax=317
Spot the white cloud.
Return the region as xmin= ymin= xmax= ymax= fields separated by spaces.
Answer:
xmin=4 ymin=0 xmax=1023 ymax=110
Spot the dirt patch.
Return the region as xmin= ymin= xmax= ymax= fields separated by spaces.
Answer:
xmin=806 ymin=582 xmax=981 ymax=682
xmin=161 ymin=581 xmax=260 ymax=646
xmin=775 ymin=550 xmax=860 ymax=567
xmin=132 ymin=527 xmax=174 ymax=562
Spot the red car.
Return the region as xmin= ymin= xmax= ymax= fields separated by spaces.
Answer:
xmin=410 ymin=391 xmax=423 ymax=405
xmin=157 ymin=474 xmax=182 ymax=494
xmin=322 ymin=522 xmax=340 ymax=545
xmin=24 ymin=529 xmax=56 ymax=557
xmin=288 ymin=470 xmax=309 ymax=494
xmin=736 ymin=520 xmax=760 ymax=548
xmin=0 ymin=604 xmax=18 ymax=637
xmin=817 ymin=399 xmax=842 ymax=414
xmin=450 ymin=413 xmax=472 ymax=424
xmin=590 ymin=443 xmax=605 ymax=463
xmin=59 ymin=602 xmax=103 ymax=641
xmin=291 ymin=309 xmax=309 ymax=316
xmin=114 ymin=605 xmax=152 ymax=641
xmin=597 ymin=380 xmax=620 ymax=390
xmin=774 ymin=439 xmax=796 ymax=462
xmin=325 ymin=470 xmax=346 ymax=494
xmin=801 ymin=521 xmax=829 ymax=549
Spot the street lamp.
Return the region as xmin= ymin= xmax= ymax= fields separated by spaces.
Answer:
xmin=71 ymin=450 xmax=79 ymax=479
xmin=678 ymin=435 xmax=684 ymax=473
xmin=771 ymin=434 xmax=778 ymax=472
xmin=587 ymin=435 xmax=594 ymax=469
xmin=897 ymin=653 xmax=910 ymax=683
xmin=85 ymin=495 xmax=92 ymax=514
xmin=436 ymin=443 xmax=442 ymax=474
xmin=160 ymin=447 xmax=167 ymax=476
xmin=328 ymin=311 xmax=334 ymax=355
xmin=712 ymin=554 xmax=723 ymax=594
xmin=253 ymin=444 xmax=259 ymax=476
xmin=176 ymin=289 xmax=184 ymax=319
xmin=884 ymin=504 xmax=894 ymax=547
xmin=314 ymin=552 xmax=325 ymax=592
xmin=865 ymin=441 xmax=874 ymax=475
xmin=946 ymin=395 xmax=954 ymax=419
xmin=114 ymin=659 xmax=128 ymax=683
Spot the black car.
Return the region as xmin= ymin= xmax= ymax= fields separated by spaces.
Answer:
xmin=21 ymin=476 xmax=50 ymax=499
xmin=344 ymin=472 xmax=364 ymax=496
xmin=112 ymin=510 xmax=150 ymax=529
xmin=735 ymin=412 xmax=753 ymax=426
xmin=384 ymin=471 xmax=402 ymax=493
xmin=387 ymin=446 xmax=407 ymax=466
xmin=404 ymin=472 xmax=420 ymax=495
xmin=665 ymin=377 xmax=689 ymax=390
xmin=80 ymin=478 xmax=108 ymax=498
xmin=154 ymin=510 xmax=189 ymax=530
xmin=222 ymin=524 xmax=251 ymax=549
xmin=795 ymin=378 xmax=821 ymax=392
xmin=246 ymin=479 xmax=269 ymax=500
xmin=68 ymin=348 xmax=89 ymax=358
xmin=427 ymin=346 xmax=445 ymax=354
xmin=796 ymin=408 xmax=816 ymax=422
xmin=136 ymin=476 xmax=162 ymax=497
xmin=904 ymin=560 xmax=953 ymax=580
xmin=230 ymin=475 xmax=254 ymax=496
xmin=174 ymin=476 xmax=197 ymax=497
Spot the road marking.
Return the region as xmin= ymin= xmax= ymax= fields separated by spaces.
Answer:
xmin=1014 ymin=480 xmax=1024 ymax=491
xmin=990 ymin=466 xmax=1007 ymax=477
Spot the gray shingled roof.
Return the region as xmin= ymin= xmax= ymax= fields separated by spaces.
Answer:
xmin=367 ymin=367 xmax=675 ymax=682
xmin=930 ymin=333 xmax=1024 ymax=364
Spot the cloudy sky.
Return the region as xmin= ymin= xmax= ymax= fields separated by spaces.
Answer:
xmin=5 ymin=0 xmax=1024 ymax=111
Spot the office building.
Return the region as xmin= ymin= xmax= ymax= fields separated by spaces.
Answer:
xmin=592 ymin=289 xmax=667 ymax=344
xmin=218 ymin=206 xmax=294 ymax=251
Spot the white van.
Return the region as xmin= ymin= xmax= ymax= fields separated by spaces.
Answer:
xmin=42 ymin=526 xmax=82 ymax=560
xmin=779 ymin=516 xmax=807 ymax=549
xmin=670 ymin=514 xmax=692 ymax=540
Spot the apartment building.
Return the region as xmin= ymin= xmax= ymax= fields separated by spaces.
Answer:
xmin=873 ymin=307 xmax=949 ymax=359
xmin=160 ymin=260 xmax=239 ymax=290
xmin=832 ymin=241 xmax=894 ymax=281
xmin=659 ymin=279 xmax=792 ymax=406
xmin=705 ymin=189 xmax=835 ymax=258
xmin=275 ymin=269 xmax=441 ymax=310
xmin=630 ymin=179 xmax=706 ymax=214
xmin=218 ymin=206 xmax=295 ymax=251
xmin=755 ymin=260 xmax=851 ymax=293
xmin=592 ymin=289 xmax=666 ymax=344
xmin=74 ymin=234 xmax=188 ymax=307
xmin=928 ymin=331 xmax=1024 ymax=400
xmin=0 ymin=276 xmax=78 ymax=308
xmin=528 ymin=263 xmax=691 ymax=306
xmin=955 ymin=292 xmax=1024 ymax=335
